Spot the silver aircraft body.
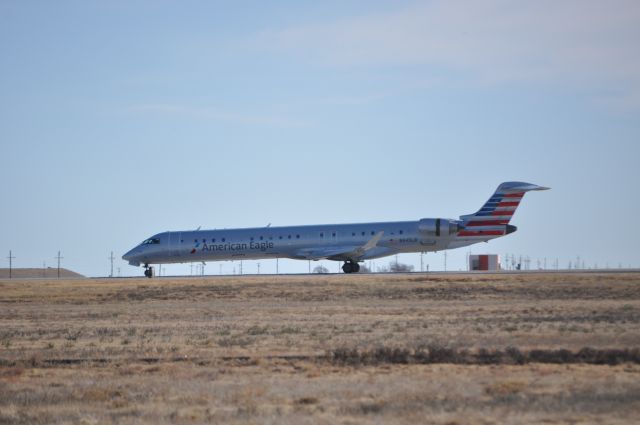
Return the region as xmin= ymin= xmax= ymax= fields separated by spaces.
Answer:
xmin=123 ymin=182 xmax=548 ymax=277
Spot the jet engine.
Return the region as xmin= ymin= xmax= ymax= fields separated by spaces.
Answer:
xmin=418 ymin=218 xmax=465 ymax=237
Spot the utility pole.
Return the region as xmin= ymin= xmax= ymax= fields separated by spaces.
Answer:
xmin=109 ymin=251 xmax=115 ymax=277
xmin=240 ymin=260 xmax=243 ymax=275
xmin=55 ymin=251 xmax=63 ymax=279
xmin=444 ymin=251 xmax=447 ymax=272
xmin=257 ymin=262 xmax=260 ymax=274
xmin=7 ymin=251 xmax=15 ymax=279
xmin=420 ymin=252 xmax=424 ymax=272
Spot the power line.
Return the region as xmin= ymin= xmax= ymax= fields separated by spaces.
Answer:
xmin=108 ymin=251 xmax=115 ymax=278
xmin=55 ymin=251 xmax=63 ymax=279
xmin=7 ymin=251 xmax=15 ymax=279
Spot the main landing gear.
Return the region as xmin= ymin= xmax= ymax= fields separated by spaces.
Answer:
xmin=144 ymin=264 xmax=154 ymax=278
xmin=342 ymin=261 xmax=360 ymax=274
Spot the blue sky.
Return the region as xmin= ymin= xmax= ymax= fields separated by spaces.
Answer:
xmin=1 ymin=0 xmax=639 ymax=276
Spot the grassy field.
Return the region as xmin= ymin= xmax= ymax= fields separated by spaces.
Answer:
xmin=1 ymin=272 xmax=639 ymax=424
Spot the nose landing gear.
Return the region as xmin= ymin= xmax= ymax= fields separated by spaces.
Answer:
xmin=342 ymin=261 xmax=360 ymax=274
xmin=144 ymin=264 xmax=154 ymax=278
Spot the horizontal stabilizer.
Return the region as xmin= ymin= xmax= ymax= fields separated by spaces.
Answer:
xmin=494 ymin=182 xmax=550 ymax=192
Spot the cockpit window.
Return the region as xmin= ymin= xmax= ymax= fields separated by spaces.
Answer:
xmin=141 ymin=238 xmax=160 ymax=245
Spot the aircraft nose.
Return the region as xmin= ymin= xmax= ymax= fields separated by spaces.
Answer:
xmin=122 ymin=248 xmax=142 ymax=266
xmin=122 ymin=249 xmax=133 ymax=261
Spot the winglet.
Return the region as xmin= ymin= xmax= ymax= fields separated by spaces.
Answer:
xmin=363 ymin=231 xmax=384 ymax=251
xmin=353 ymin=231 xmax=385 ymax=257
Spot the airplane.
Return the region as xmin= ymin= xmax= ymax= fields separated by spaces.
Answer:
xmin=122 ymin=181 xmax=549 ymax=277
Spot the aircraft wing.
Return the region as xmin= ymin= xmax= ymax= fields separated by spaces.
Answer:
xmin=293 ymin=231 xmax=385 ymax=261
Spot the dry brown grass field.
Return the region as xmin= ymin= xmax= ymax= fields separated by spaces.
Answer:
xmin=1 ymin=272 xmax=639 ymax=424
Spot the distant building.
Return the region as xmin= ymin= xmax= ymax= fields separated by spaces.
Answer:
xmin=469 ymin=254 xmax=500 ymax=271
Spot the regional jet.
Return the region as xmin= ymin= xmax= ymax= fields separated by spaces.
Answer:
xmin=123 ymin=182 xmax=548 ymax=277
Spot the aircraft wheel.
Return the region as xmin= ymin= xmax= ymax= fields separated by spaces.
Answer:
xmin=144 ymin=266 xmax=153 ymax=278
xmin=342 ymin=262 xmax=360 ymax=273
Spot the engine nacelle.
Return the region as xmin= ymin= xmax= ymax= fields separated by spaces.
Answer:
xmin=418 ymin=218 xmax=464 ymax=237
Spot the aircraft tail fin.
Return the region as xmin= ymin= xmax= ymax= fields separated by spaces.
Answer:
xmin=460 ymin=182 xmax=549 ymax=230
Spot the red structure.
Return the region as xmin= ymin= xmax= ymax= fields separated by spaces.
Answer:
xmin=469 ymin=254 xmax=500 ymax=271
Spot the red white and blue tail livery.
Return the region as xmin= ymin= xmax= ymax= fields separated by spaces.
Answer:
xmin=453 ymin=182 xmax=550 ymax=244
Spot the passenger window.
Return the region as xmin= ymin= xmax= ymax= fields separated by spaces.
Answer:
xmin=399 ymin=230 xmax=403 ymax=235
xmin=222 ymin=238 xmax=226 ymax=242
xmin=260 ymin=236 xmax=263 ymax=240
xmin=320 ymin=233 xmax=324 ymax=238
xmin=296 ymin=235 xmax=300 ymax=239
xmin=332 ymin=232 xmax=336 ymax=237
xmin=288 ymin=235 xmax=291 ymax=239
